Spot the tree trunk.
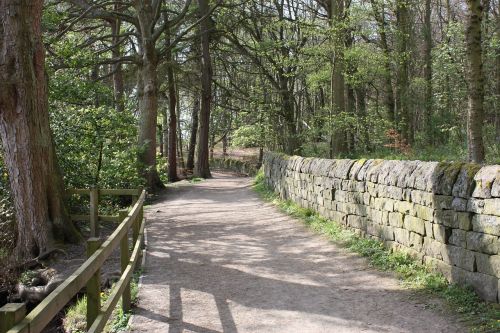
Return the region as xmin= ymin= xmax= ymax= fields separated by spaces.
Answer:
xmin=0 ymin=0 xmax=81 ymax=260
xmin=195 ymin=0 xmax=213 ymax=178
xmin=371 ymin=0 xmax=396 ymax=122
xmin=186 ymin=95 xmax=200 ymax=171
xmin=465 ymin=0 xmax=486 ymax=163
xmin=395 ymin=0 xmax=412 ymax=144
xmin=330 ymin=0 xmax=348 ymax=156
xmin=110 ymin=13 xmax=124 ymax=113
xmin=136 ymin=2 xmax=164 ymax=191
xmin=166 ymin=21 xmax=178 ymax=182
xmin=423 ymin=0 xmax=433 ymax=144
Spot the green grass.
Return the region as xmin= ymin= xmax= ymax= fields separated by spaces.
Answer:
xmin=189 ymin=177 xmax=204 ymax=184
xmin=63 ymin=270 xmax=142 ymax=333
xmin=253 ymin=170 xmax=500 ymax=332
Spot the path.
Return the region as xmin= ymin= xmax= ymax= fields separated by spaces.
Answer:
xmin=129 ymin=173 xmax=466 ymax=333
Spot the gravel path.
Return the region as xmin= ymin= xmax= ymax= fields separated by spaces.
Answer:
xmin=129 ymin=173 xmax=467 ymax=333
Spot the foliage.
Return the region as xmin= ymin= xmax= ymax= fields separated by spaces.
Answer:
xmin=51 ymin=106 xmax=142 ymax=189
xmin=253 ymin=171 xmax=500 ymax=332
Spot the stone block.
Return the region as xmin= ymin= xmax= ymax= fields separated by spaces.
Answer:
xmin=482 ymin=199 xmax=500 ymax=217
xmin=424 ymin=221 xmax=434 ymax=239
xmin=347 ymin=215 xmax=366 ymax=230
xmin=394 ymin=201 xmax=413 ymax=215
xmin=450 ymin=268 xmax=498 ymax=303
xmin=433 ymin=224 xmax=451 ymax=243
xmin=394 ymin=228 xmax=410 ymax=247
xmin=409 ymin=232 xmax=424 ymax=252
xmin=404 ymin=215 xmax=426 ymax=235
xmin=466 ymin=232 xmax=499 ymax=255
xmin=452 ymin=164 xmax=481 ymax=198
xmin=388 ymin=212 xmax=404 ymax=228
xmin=467 ymin=198 xmax=485 ymax=214
xmin=367 ymin=223 xmax=382 ymax=237
xmin=382 ymin=226 xmax=395 ymax=241
xmin=423 ymin=237 xmax=445 ymax=260
xmin=373 ymin=197 xmax=394 ymax=212
xmin=413 ymin=204 xmax=434 ymax=221
xmin=451 ymin=197 xmax=468 ymax=211
xmin=424 ymin=256 xmax=452 ymax=280
xmin=472 ymin=165 xmax=500 ymax=198
xmin=432 ymin=195 xmax=453 ymax=210
xmin=475 ymin=253 xmax=500 ymax=277
xmin=434 ymin=210 xmax=472 ymax=230
xmin=472 ymin=214 xmax=500 ymax=236
xmin=449 ymin=229 xmax=467 ymax=248
xmin=442 ymin=245 xmax=475 ymax=271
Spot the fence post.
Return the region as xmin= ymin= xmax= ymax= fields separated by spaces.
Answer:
xmin=90 ymin=186 xmax=99 ymax=237
xmin=119 ymin=209 xmax=131 ymax=313
xmin=86 ymin=237 xmax=101 ymax=330
xmin=0 ymin=303 xmax=25 ymax=333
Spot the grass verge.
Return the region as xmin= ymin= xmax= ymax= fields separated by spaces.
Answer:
xmin=253 ymin=170 xmax=500 ymax=333
xmin=63 ymin=270 xmax=142 ymax=333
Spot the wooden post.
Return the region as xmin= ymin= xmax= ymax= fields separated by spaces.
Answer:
xmin=132 ymin=187 xmax=144 ymax=245
xmin=119 ymin=209 xmax=131 ymax=313
xmin=90 ymin=186 xmax=99 ymax=237
xmin=86 ymin=238 xmax=101 ymax=330
xmin=0 ymin=303 xmax=25 ymax=333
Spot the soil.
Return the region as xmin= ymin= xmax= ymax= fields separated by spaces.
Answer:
xmin=129 ymin=172 xmax=468 ymax=333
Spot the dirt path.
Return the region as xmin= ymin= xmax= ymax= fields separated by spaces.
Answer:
xmin=129 ymin=173 xmax=467 ymax=333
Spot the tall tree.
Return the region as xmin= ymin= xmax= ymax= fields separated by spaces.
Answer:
xmin=423 ymin=0 xmax=433 ymax=144
xmin=195 ymin=0 xmax=213 ymax=178
xmin=0 ymin=0 xmax=80 ymax=259
xmin=465 ymin=0 xmax=486 ymax=163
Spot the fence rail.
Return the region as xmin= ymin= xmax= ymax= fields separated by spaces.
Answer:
xmin=0 ymin=188 xmax=146 ymax=333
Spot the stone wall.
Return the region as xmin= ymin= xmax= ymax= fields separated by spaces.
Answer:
xmin=211 ymin=158 xmax=260 ymax=176
xmin=263 ymin=152 xmax=500 ymax=302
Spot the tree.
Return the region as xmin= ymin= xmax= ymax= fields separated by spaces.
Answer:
xmin=0 ymin=0 xmax=80 ymax=259
xmin=465 ymin=0 xmax=486 ymax=163
xmin=195 ymin=0 xmax=213 ymax=178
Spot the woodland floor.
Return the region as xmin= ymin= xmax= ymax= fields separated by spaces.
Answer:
xmin=129 ymin=172 xmax=468 ymax=333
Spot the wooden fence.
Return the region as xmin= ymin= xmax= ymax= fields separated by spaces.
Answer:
xmin=0 ymin=188 xmax=146 ymax=333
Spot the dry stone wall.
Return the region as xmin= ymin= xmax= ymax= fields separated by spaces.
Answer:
xmin=263 ymin=152 xmax=500 ymax=302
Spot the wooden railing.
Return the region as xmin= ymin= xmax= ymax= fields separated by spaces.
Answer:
xmin=0 ymin=188 xmax=146 ymax=333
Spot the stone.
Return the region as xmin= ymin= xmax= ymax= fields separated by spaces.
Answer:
xmin=424 ymin=221 xmax=434 ymax=239
xmin=449 ymin=229 xmax=467 ymax=248
xmin=413 ymin=204 xmax=434 ymax=221
xmin=434 ymin=210 xmax=472 ymax=230
xmin=442 ymin=245 xmax=475 ymax=271
xmin=482 ymin=199 xmax=500 ymax=217
xmin=404 ymin=215 xmax=426 ymax=235
xmin=451 ymin=197 xmax=468 ymax=211
xmin=450 ymin=267 xmax=498 ymax=302
xmin=394 ymin=228 xmax=410 ymax=247
xmin=466 ymin=232 xmax=499 ymax=255
xmin=432 ymin=195 xmax=453 ymax=210
xmin=423 ymin=237 xmax=445 ymax=260
xmin=409 ymin=232 xmax=424 ymax=252
xmin=467 ymin=198 xmax=485 ymax=214
xmin=472 ymin=165 xmax=500 ymax=198
xmin=388 ymin=212 xmax=404 ymax=228
xmin=475 ymin=253 xmax=500 ymax=277
xmin=472 ymin=214 xmax=500 ymax=236
xmin=452 ymin=164 xmax=481 ymax=198
xmin=347 ymin=215 xmax=366 ymax=230
xmin=433 ymin=224 xmax=451 ymax=243
xmin=394 ymin=201 xmax=413 ymax=215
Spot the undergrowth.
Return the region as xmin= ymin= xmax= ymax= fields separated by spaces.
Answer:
xmin=253 ymin=170 xmax=500 ymax=332
xmin=63 ymin=270 xmax=141 ymax=333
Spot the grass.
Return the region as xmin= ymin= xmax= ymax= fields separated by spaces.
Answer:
xmin=63 ymin=269 xmax=142 ymax=333
xmin=253 ymin=170 xmax=500 ymax=332
xmin=189 ymin=177 xmax=204 ymax=184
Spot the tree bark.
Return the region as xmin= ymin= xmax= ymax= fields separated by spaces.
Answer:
xmin=136 ymin=2 xmax=164 ymax=191
xmin=423 ymin=0 xmax=433 ymax=144
xmin=371 ymin=0 xmax=396 ymax=122
xmin=186 ymin=95 xmax=200 ymax=171
xmin=165 ymin=19 xmax=178 ymax=182
xmin=395 ymin=0 xmax=412 ymax=144
xmin=0 ymin=0 xmax=81 ymax=260
xmin=195 ymin=0 xmax=213 ymax=178
xmin=110 ymin=14 xmax=124 ymax=113
xmin=465 ymin=0 xmax=486 ymax=163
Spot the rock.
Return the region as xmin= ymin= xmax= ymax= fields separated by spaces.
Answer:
xmin=472 ymin=214 xmax=500 ymax=236
xmin=466 ymin=232 xmax=499 ymax=255
xmin=404 ymin=215 xmax=426 ymax=235
xmin=472 ymin=165 xmax=500 ymax=198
